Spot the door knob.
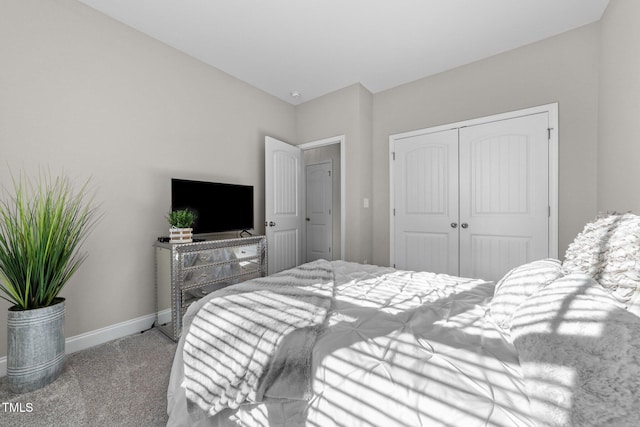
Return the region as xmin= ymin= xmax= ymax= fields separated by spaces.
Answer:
xmin=450 ymin=222 xmax=458 ymax=228
xmin=306 ymin=218 xmax=310 ymax=221
xmin=461 ymin=223 xmax=469 ymax=229
xmin=269 ymin=221 xmax=276 ymax=227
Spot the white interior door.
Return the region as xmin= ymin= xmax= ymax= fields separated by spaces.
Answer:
xmin=265 ymin=136 xmax=303 ymax=274
xmin=459 ymin=113 xmax=549 ymax=280
xmin=305 ymin=161 xmax=333 ymax=262
xmin=392 ymin=129 xmax=459 ymax=275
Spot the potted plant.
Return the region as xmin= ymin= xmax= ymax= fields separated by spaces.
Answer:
xmin=0 ymin=171 xmax=99 ymax=393
xmin=167 ymin=208 xmax=196 ymax=243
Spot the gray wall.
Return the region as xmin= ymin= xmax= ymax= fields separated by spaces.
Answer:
xmin=371 ymin=23 xmax=601 ymax=266
xmin=598 ymin=0 xmax=640 ymax=212
xmin=0 ymin=0 xmax=295 ymax=358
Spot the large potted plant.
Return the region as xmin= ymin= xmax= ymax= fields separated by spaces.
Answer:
xmin=167 ymin=208 xmax=196 ymax=243
xmin=0 ymin=171 xmax=99 ymax=393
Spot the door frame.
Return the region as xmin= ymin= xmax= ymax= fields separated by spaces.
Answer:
xmin=389 ymin=103 xmax=559 ymax=267
xmin=299 ymin=135 xmax=346 ymax=261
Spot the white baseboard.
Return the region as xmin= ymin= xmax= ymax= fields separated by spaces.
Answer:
xmin=0 ymin=312 xmax=157 ymax=378
xmin=157 ymin=308 xmax=171 ymax=326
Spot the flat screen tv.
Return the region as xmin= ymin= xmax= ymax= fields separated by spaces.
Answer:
xmin=171 ymin=178 xmax=254 ymax=234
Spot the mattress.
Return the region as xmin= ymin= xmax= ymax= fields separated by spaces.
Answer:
xmin=167 ymin=260 xmax=534 ymax=427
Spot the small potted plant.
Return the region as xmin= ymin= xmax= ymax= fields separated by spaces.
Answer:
xmin=167 ymin=208 xmax=196 ymax=243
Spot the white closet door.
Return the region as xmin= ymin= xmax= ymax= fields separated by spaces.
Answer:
xmin=459 ymin=113 xmax=549 ymax=280
xmin=393 ymin=129 xmax=459 ymax=275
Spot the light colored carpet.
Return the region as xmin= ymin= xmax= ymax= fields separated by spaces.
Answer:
xmin=0 ymin=328 xmax=177 ymax=427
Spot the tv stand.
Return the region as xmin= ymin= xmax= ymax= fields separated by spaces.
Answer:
xmin=153 ymin=235 xmax=267 ymax=341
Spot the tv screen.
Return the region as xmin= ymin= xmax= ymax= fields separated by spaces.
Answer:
xmin=171 ymin=178 xmax=254 ymax=234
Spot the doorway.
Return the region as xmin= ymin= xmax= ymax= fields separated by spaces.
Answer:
xmin=300 ymin=136 xmax=343 ymax=262
xmin=265 ymin=135 xmax=345 ymax=274
xmin=305 ymin=160 xmax=334 ymax=261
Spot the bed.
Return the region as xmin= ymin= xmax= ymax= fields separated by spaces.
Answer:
xmin=166 ymin=213 xmax=640 ymax=427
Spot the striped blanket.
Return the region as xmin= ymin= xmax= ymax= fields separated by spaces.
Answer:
xmin=183 ymin=260 xmax=335 ymax=417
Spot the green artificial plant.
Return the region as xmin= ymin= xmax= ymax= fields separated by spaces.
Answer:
xmin=0 ymin=171 xmax=99 ymax=310
xmin=167 ymin=208 xmax=196 ymax=229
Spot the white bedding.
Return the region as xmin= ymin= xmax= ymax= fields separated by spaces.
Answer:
xmin=511 ymin=273 xmax=640 ymax=426
xmin=167 ymin=260 xmax=534 ymax=427
xmin=183 ymin=261 xmax=335 ymax=416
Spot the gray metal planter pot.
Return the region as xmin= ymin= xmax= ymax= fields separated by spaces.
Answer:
xmin=7 ymin=298 xmax=65 ymax=394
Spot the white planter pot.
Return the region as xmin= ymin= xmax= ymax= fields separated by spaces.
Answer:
xmin=170 ymin=227 xmax=193 ymax=243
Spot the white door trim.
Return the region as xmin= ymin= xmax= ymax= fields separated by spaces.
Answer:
xmin=299 ymin=135 xmax=346 ymax=260
xmin=389 ymin=103 xmax=559 ymax=267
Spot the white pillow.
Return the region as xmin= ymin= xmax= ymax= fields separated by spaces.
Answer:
xmin=489 ymin=258 xmax=563 ymax=330
xmin=510 ymin=274 xmax=640 ymax=427
xmin=563 ymin=213 xmax=621 ymax=278
xmin=598 ymin=213 xmax=640 ymax=305
xmin=564 ymin=212 xmax=640 ymax=307
xmin=627 ymin=291 xmax=640 ymax=318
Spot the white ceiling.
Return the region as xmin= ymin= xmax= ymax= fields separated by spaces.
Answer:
xmin=78 ymin=0 xmax=609 ymax=105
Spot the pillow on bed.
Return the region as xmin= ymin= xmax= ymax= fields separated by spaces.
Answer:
xmin=489 ymin=258 xmax=563 ymax=330
xmin=628 ymin=292 xmax=640 ymax=318
xmin=511 ymin=274 xmax=640 ymax=427
xmin=564 ymin=212 xmax=640 ymax=307
xmin=598 ymin=213 xmax=640 ymax=305
xmin=563 ymin=213 xmax=621 ymax=277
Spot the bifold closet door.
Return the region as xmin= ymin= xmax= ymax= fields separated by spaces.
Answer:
xmin=393 ymin=129 xmax=459 ymax=275
xmin=392 ymin=112 xmax=551 ymax=280
xmin=458 ymin=113 xmax=549 ymax=280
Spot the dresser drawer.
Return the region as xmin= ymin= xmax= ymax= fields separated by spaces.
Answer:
xmin=181 ymin=259 xmax=260 ymax=289
xmin=182 ymin=244 xmax=260 ymax=269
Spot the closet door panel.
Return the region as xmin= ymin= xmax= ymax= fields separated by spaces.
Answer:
xmin=393 ymin=129 xmax=459 ymax=274
xmin=459 ymin=113 xmax=549 ymax=280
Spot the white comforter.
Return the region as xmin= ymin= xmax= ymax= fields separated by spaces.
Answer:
xmin=183 ymin=261 xmax=335 ymax=415
xmin=168 ymin=261 xmax=534 ymax=427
